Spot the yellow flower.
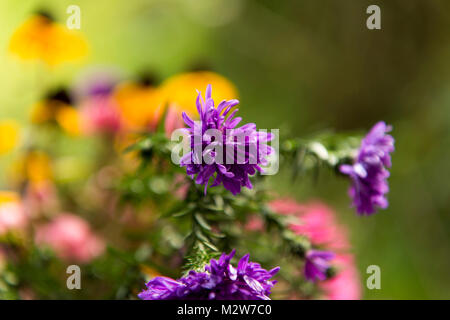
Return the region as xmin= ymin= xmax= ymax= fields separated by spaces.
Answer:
xmin=0 ymin=120 xmax=20 ymax=155
xmin=113 ymin=82 xmax=164 ymax=131
xmin=11 ymin=150 xmax=52 ymax=186
xmin=30 ymin=100 xmax=65 ymax=124
xmin=30 ymin=88 xmax=81 ymax=136
xmin=0 ymin=191 xmax=20 ymax=205
xmin=9 ymin=14 xmax=88 ymax=66
xmin=55 ymin=106 xmax=81 ymax=137
xmin=159 ymin=71 xmax=238 ymax=117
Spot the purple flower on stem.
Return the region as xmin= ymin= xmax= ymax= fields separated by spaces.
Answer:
xmin=340 ymin=121 xmax=394 ymax=215
xmin=180 ymin=85 xmax=273 ymax=195
xmin=304 ymin=250 xmax=335 ymax=282
xmin=138 ymin=250 xmax=280 ymax=300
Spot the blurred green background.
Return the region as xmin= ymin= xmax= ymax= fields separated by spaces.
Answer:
xmin=1 ymin=0 xmax=450 ymax=299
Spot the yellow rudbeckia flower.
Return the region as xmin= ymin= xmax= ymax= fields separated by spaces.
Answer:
xmin=30 ymin=100 xmax=66 ymax=124
xmin=30 ymin=89 xmax=81 ymax=136
xmin=13 ymin=150 xmax=52 ymax=185
xmin=0 ymin=120 xmax=20 ymax=155
xmin=55 ymin=106 xmax=81 ymax=137
xmin=159 ymin=71 xmax=238 ymax=117
xmin=114 ymin=81 xmax=164 ymax=131
xmin=0 ymin=191 xmax=20 ymax=205
xmin=9 ymin=13 xmax=88 ymax=66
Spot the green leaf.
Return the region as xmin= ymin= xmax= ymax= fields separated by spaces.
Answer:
xmin=194 ymin=213 xmax=212 ymax=231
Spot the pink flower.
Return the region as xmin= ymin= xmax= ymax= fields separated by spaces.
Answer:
xmin=172 ymin=173 xmax=190 ymax=200
xmin=244 ymin=214 xmax=264 ymax=232
xmin=35 ymin=214 xmax=105 ymax=263
xmin=319 ymin=254 xmax=362 ymax=300
xmin=23 ymin=182 xmax=58 ymax=218
xmin=164 ymin=105 xmax=185 ymax=138
xmin=269 ymin=198 xmax=362 ymax=299
xmin=269 ymin=199 xmax=349 ymax=250
xmin=81 ymin=96 xmax=122 ymax=135
xmin=268 ymin=198 xmax=304 ymax=216
xmin=0 ymin=199 xmax=27 ymax=235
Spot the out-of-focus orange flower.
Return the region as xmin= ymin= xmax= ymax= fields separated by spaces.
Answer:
xmin=55 ymin=106 xmax=81 ymax=136
xmin=0 ymin=191 xmax=20 ymax=204
xmin=159 ymin=71 xmax=238 ymax=118
xmin=113 ymin=81 xmax=164 ymax=132
xmin=9 ymin=14 xmax=88 ymax=66
xmin=12 ymin=150 xmax=53 ymax=185
xmin=0 ymin=120 xmax=20 ymax=155
xmin=30 ymin=89 xmax=81 ymax=136
xmin=30 ymin=100 xmax=57 ymax=124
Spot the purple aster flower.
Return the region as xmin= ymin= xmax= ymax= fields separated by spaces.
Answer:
xmin=180 ymin=85 xmax=273 ymax=195
xmin=340 ymin=121 xmax=395 ymax=215
xmin=304 ymin=250 xmax=335 ymax=282
xmin=138 ymin=250 xmax=280 ymax=300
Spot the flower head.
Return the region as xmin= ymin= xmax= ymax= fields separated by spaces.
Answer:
xmin=31 ymin=88 xmax=81 ymax=136
xmin=0 ymin=192 xmax=27 ymax=236
xmin=270 ymin=198 xmax=361 ymax=297
xmin=113 ymin=80 xmax=164 ymax=131
xmin=319 ymin=254 xmax=361 ymax=300
xmin=304 ymin=250 xmax=334 ymax=282
xmin=270 ymin=199 xmax=350 ymax=250
xmin=9 ymin=13 xmax=87 ymax=66
xmin=74 ymin=70 xmax=123 ymax=135
xmin=0 ymin=120 xmax=20 ymax=155
xmin=340 ymin=121 xmax=394 ymax=215
xmin=180 ymin=85 xmax=273 ymax=195
xmin=35 ymin=214 xmax=105 ymax=263
xmin=138 ymin=250 xmax=279 ymax=300
xmin=81 ymin=96 xmax=122 ymax=135
xmin=160 ymin=71 xmax=238 ymax=118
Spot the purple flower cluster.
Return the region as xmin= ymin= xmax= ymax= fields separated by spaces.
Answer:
xmin=304 ymin=250 xmax=335 ymax=282
xmin=180 ymin=85 xmax=273 ymax=195
xmin=138 ymin=250 xmax=280 ymax=300
xmin=340 ymin=121 xmax=394 ymax=215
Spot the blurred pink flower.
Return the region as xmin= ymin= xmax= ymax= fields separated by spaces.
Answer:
xmin=164 ymin=105 xmax=185 ymax=138
xmin=35 ymin=214 xmax=105 ymax=263
xmin=269 ymin=198 xmax=362 ymax=299
xmin=0 ymin=201 xmax=27 ymax=235
xmin=268 ymin=198 xmax=304 ymax=216
xmin=269 ymin=199 xmax=349 ymax=250
xmin=23 ymin=182 xmax=59 ymax=218
xmin=320 ymin=254 xmax=362 ymax=300
xmin=172 ymin=173 xmax=190 ymax=200
xmin=244 ymin=214 xmax=264 ymax=232
xmin=81 ymin=96 xmax=122 ymax=135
